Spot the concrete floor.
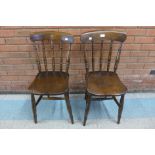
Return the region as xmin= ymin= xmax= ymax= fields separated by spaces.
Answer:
xmin=0 ymin=93 xmax=155 ymax=128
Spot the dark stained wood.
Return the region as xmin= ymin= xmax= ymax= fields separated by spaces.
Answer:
xmin=36 ymin=95 xmax=43 ymax=106
xmin=51 ymin=44 xmax=55 ymax=71
xmin=42 ymin=41 xmax=48 ymax=71
xmin=81 ymin=31 xmax=127 ymax=43
xmin=30 ymin=31 xmax=74 ymax=43
xmin=30 ymin=31 xmax=74 ymax=73
xmin=91 ymin=40 xmax=95 ymax=71
xmin=29 ymin=71 xmax=69 ymax=95
xmin=64 ymin=92 xmax=74 ymax=124
xmin=117 ymin=94 xmax=125 ymax=124
xmin=84 ymin=44 xmax=89 ymax=74
xmin=32 ymin=42 xmax=41 ymax=72
xmin=114 ymin=43 xmax=123 ymax=72
xmin=42 ymin=96 xmax=65 ymax=100
xmin=60 ymin=42 xmax=63 ymax=72
xmin=86 ymin=71 xmax=127 ymax=96
xmin=83 ymin=93 xmax=91 ymax=126
xmin=31 ymin=93 xmax=37 ymax=123
xmin=29 ymin=31 xmax=74 ymax=124
xmin=107 ymin=40 xmax=113 ymax=72
xmin=99 ymin=40 xmax=104 ymax=71
xmin=81 ymin=31 xmax=127 ymax=126
xmin=66 ymin=44 xmax=71 ymax=73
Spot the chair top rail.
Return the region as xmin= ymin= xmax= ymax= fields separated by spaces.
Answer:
xmin=80 ymin=31 xmax=127 ymax=43
xmin=30 ymin=31 xmax=74 ymax=44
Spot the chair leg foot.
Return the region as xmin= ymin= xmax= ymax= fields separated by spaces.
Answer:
xmin=64 ymin=92 xmax=74 ymax=124
xmin=117 ymin=94 xmax=125 ymax=124
xmin=83 ymin=94 xmax=91 ymax=126
xmin=31 ymin=94 xmax=37 ymax=124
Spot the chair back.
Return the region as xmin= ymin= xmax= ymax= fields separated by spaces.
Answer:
xmin=30 ymin=31 xmax=74 ymax=73
xmin=80 ymin=31 xmax=127 ymax=73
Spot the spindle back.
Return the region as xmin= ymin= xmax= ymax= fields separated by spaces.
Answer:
xmin=30 ymin=31 xmax=74 ymax=73
xmin=80 ymin=31 xmax=127 ymax=73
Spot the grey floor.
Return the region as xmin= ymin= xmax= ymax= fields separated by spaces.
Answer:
xmin=0 ymin=93 xmax=155 ymax=129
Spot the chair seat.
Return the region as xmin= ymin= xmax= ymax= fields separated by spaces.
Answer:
xmin=86 ymin=71 xmax=127 ymax=96
xmin=29 ymin=71 xmax=69 ymax=94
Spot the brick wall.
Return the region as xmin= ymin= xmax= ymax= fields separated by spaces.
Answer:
xmin=0 ymin=26 xmax=155 ymax=93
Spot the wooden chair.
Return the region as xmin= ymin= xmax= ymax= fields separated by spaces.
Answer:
xmin=29 ymin=31 xmax=74 ymax=124
xmin=80 ymin=31 xmax=127 ymax=126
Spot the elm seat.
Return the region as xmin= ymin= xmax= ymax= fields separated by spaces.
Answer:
xmin=87 ymin=71 xmax=127 ymax=96
xmin=29 ymin=71 xmax=69 ymax=95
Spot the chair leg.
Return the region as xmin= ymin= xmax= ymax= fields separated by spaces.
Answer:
xmin=31 ymin=93 xmax=37 ymax=123
xmin=64 ymin=92 xmax=74 ymax=124
xmin=85 ymin=91 xmax=88 ymax=102
xmin=83 ymin=94 xmax=91 ymax=126
xmin=85 ymin=92 xmax=86 ymax=100
xmin=117 ymin=94 xmax=125 ymax=124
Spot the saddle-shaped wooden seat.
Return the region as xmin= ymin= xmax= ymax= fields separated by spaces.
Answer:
xmin=29 ymin=71 xmax=69 ymax=95
xmin=87 ymin=71 xmax=127 ymax=96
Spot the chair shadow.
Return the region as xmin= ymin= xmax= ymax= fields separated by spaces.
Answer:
xmin=19 ymin=94 xmax=117 ymax=123
xmin=70 ymin=95 xmax=117 ymax=123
